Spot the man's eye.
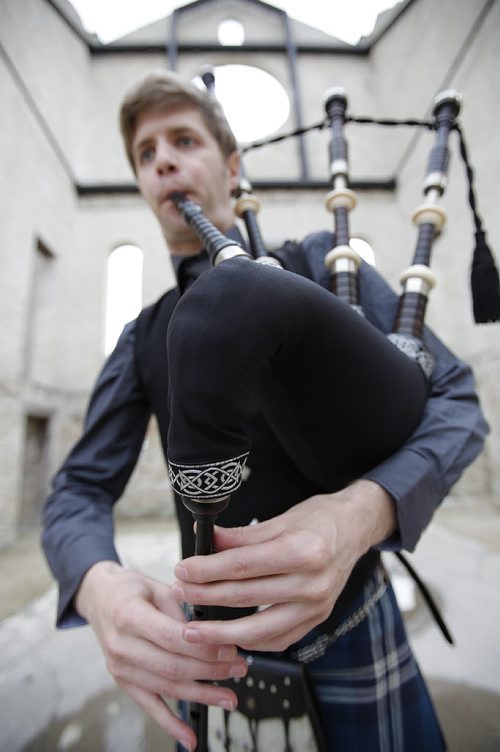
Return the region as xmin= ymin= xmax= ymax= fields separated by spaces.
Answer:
xmin=139 ymin=147 xmax=154 ymax=163
xmin=178 ymin=135 xmax=196 ymax=147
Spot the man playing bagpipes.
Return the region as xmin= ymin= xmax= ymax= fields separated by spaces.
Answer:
xmin=42 ymin=70 xmax=491 ymax=751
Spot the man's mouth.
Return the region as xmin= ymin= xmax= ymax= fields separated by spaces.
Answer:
xmin=162 ymin=189 xmax=192 ymax=206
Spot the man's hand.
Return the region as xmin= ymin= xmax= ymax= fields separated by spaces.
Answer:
xmin=75 ymin=562 xmax=248 ymax=751
xmin=171 ymin=480 xmax=396 ymax=653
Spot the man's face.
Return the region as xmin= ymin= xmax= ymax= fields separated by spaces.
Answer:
xmin=132 ymin=106 xmax=239 ymax=255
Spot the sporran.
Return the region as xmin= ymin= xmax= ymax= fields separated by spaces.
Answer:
xmin=209 ymin=654 xmax=325 ymax=751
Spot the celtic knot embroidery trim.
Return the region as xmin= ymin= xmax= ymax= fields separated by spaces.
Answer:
xmin=387 ymin=333 xmax=435 ymax=378
xmin=168 ymin=452 xmax=249 ymax=499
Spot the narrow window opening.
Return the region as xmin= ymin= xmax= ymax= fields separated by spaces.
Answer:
xmin=24 ymin=238 xmax=56 ymax=377
xmin=351 ymin=237 xmax=376 ymax=266
xmin=105 ymin=244 xmax=143 ymax=355
xmin=19 ymin=414 xmax=50 ymax=531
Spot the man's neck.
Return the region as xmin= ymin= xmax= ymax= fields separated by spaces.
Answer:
xmin=166 ymin=236 xmax=203 ymax=257
xmin=165 ymin=211 xmax=237 ymax=257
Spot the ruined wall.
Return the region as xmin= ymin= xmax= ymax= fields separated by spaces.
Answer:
xmin=0 ymin=0 xmax=497 ymax=546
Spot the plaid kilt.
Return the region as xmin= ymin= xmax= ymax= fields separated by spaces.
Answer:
xmin=178 ymin=566 xmax=445 ymax=751
xmin=286 ymin=565 xmax=446 ymax=751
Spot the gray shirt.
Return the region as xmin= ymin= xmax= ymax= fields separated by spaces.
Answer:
xmin=42 ymin=230 xmax=489 ymax=627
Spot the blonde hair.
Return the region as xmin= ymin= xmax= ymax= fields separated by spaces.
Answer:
xmin=119 ymin=70 xmax=238 ymax=171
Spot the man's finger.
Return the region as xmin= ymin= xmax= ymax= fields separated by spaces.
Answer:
xmin=117 ymin=664 xmax=243 ymax=706
xmin=171 ymin=571 xmax=323 ymax=610
xmin=116 ymin=596 xmax=240 ymax=664
xmin=175 ymin=529 xmax=321 ymax=584
xmin=107 ymin=632 xmax=248 ymax=683
xmin=182 ymin=602 xmax=315 ymax=651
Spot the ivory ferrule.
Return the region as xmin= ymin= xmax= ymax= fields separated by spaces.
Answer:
xmin=426 ymin=188 xmax=441 ymax=203
xmin=424 ymin=170 xmax=448 ymax=194
xmin=400 ymin=264 xmax=437 ymax=294
xmin=238 ymin=177 xmax=252 ymax=194
xmin=334 ymin=175 xmax=347 ymax=192
xmin=214 ymin=245 xmax=252 ymax=265
xmin=411 ymin=203 xmax=447 ymax=231
xmin=330 ymin=158 xmax=348 ymax=178
xmin=434 ymin=89 xmax=462 ymax=110
xmin=323 ymin=85 xmax=347 ymax=106
xmin=235 ymin=194 xmax=261 ymax=216
xmin=324 ymin=188 xmax=357 ymax=213
xmin=324 ymin=245 xmax=362 ymax=273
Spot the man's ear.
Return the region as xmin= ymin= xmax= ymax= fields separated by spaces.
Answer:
xmin=228 ymin=150 xmax=241 ymax=191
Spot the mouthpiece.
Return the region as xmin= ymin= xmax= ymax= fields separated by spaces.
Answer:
xmin=170 ymin=192 xmax=250 ymax=266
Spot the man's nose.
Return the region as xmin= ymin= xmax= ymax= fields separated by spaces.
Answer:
xmin=155 ymin=140 xmax=178 ymax=173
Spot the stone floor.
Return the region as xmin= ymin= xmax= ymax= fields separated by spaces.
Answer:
xmin=0 ymin=499 xmax=499 ymax=751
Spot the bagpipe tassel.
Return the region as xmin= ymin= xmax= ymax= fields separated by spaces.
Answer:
xmin=471 ymin=228 xmax=500 ymax=323
xmin=454 ymin=120 xmax=500 ymax=323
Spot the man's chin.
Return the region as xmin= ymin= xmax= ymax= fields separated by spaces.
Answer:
xmin=162 ymin=226 xmax=203 ymax=256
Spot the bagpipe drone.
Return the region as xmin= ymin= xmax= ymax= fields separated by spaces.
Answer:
xmin=166 ymin=73 xmax=500 ymax=751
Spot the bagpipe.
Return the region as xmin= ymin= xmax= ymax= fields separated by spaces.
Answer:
xmin=166 ymin=76 xmax=500 ymax=751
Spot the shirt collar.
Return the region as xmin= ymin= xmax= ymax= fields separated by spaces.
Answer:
xmin=172 ymin=225 xmax=247 ymax=293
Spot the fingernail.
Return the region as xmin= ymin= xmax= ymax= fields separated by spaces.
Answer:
xmin=180 ymin=739 xmax=193 ymax=752
xmin=218 ymin=698 xmax=235 ymax=711
xmin=229 ymin=663 xmax=247 ymax=679
xmin=218 ymin=646 xmax=236 ymax=661
xmin=175 ymin=565 xmax=189 ymax=580
xmin=170 ymin=583 xmax=185 ymax=600
xmin=184 ymin=627 xmax=202 ymax=643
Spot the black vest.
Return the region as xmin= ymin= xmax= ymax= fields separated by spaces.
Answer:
xmin=134 ymin=245 xmax=380 ymax=628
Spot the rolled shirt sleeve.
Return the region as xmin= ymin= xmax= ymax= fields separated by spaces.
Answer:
xmin=41 ymin=321 xmax=151 ymax=627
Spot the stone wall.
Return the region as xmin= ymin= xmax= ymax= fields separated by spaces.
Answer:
xmin=0 ymin=0 xmax=498 ymax=546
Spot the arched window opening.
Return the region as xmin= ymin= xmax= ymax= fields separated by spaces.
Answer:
xmin=350 ymin=237 xmax=376 ymax=266
xmin=105 ymin=244 xmax=143 ymax=355
xmin=194 ymin=64 xmax=290 ymax=143
xmin=218 ymin=19 xmax=245 ymax=46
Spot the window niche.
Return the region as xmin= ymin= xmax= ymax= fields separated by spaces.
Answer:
xmin=104 ymin=244 xmax=143 ymax=355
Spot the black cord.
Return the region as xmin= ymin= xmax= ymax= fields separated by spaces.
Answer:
xmin=241 ymin=113 xmax=434 ymax=154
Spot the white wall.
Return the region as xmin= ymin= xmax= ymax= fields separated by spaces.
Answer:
xmin=0 ymin=0 xmax=497 ymax=546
